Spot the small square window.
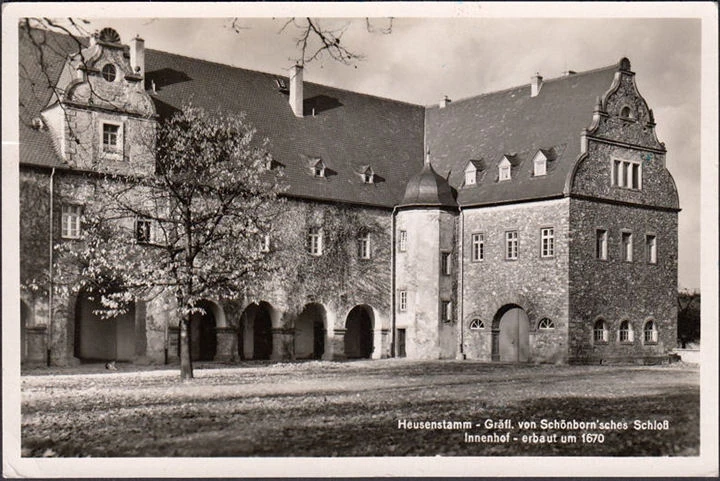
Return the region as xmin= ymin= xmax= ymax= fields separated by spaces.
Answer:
xmin=398 ymin=290 xmax=407 ymax=312
xmin=471 ymin=233 xmax=484 ymax=262
xmin=646 ymin=235 xmax=657 ymax=264
xmin=398 ymin=230 xmax=407 ymax=252
xmin=61 ymin=204 xmax=83 ymax=239
xmin=441 ymin=252 xmax=452 ymax=275
xmin=102 ymin=124 xmax=120 ymax=152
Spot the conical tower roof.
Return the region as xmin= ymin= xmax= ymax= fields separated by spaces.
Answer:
xmin=398 ymin=155 xmax=457 ymax=208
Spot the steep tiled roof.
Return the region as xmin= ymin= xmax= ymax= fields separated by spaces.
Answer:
xmin=425 ymin=66 xmax=618 ymax=206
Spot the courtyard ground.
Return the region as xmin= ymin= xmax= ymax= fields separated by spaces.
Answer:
xmin=21 ymin=360 xmax=699 ymax=457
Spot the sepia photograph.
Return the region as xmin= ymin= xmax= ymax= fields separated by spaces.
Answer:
xmin=2 ymin=2 xmax=717 ymax=478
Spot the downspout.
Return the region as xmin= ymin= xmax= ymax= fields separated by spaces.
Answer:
xmin=390 ymin=206 xmax=397 ymax=357
xmin=47 ymin=167 xmax=56 ymax=366
xmin=458 ymin=205 xmax=465 ymax=359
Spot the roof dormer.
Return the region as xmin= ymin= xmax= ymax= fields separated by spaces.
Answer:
xmin=360 ymin=165 xmax=375 ymax=184
xmin=464 ymin=159 xmax=484 ymax=186
xmin=309 ymin=157 xmax=326 ymax=178
xmin=498 ymin=155 xmax=513 ymax=182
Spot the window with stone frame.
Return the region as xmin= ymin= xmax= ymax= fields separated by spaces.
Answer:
xmin=102 ymin=123 xmax=121 ymax=153
xmin=441 ymin=251 xmax=452 ymax=275
xmin=593 ymin=319 xmax=608 ymax=343
xmin=398 ymin=230 xmax=407 ymax=252
xmin=622 ymin=231 xmax=633 ymax=262
xmin=538 ymin=318 xmax=555 ymax=330
xmin=645 ymin=234 xmax=657 ymax=264
xmin=643 ymin=320 xmax=658 ymax=344
xmin=471 ymin=233 xmax=484 ymax=262
xmin=441 ymin=300 xmax=452 ymax=322
xmin=618 ymin=320 xmax=634 ymax=343
xmin=505 ymin=230 xmax=518 ymax=260
xmin=398 ymin=290 xmax=408 ymax=312
xmin=307 ymin=227 xmax=323 ymax=256
xmin=358 ymin=232 xmax=371 ymax=259
xmin=596 ymin=229 xmax=608 ymax=260
xmin=61 ymin=204 xmax=83 ymax=239
xmin=612 ymin=159 xmax=642 ymax=190
xmin=101 ymin=63 xmax=117 ymax=82
xmin=540 ymin=227 xmax=555 ymax=258
xmin=469 ymin=318 xmax=485 ymax=330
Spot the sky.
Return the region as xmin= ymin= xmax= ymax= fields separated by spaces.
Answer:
xmin=20 ymin=6 xmax=712 ymax=289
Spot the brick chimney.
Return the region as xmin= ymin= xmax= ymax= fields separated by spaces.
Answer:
xmin=289 ymin=64 xmax=303 ymax=117
xmin=130 ymin=35 xmax=145 ymax=79
xmin=531 ymin=72 xmax=543 ymax=97
xmin=439 ymin=95 xmax=451 ymax=108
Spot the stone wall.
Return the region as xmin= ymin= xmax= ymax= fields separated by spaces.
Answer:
xmin=460 ymin=198 xmax=570 ymax=363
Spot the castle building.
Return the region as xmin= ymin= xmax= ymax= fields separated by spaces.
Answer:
xmin=19 ymin=27 xmax=679 ymax=366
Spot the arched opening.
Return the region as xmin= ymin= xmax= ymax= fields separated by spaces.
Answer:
xmin=186 ymin=300 xmax=219 ymax=361
xmin=294 ymin=303 xmax=326 ymax=360
xmin=74 ymin=289 xmax=136 ymax=362
xmin=239 ymin=301 xmax=274 ymax=360
xmin=344 ymin=305 xmax=374 ymax=359
xmin=491 ymin=304 xmax=529 ymax=362
xmin=21 ymin=300 xmax=31 ymax=361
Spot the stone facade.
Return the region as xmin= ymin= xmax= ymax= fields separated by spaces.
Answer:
xmin=18 ymin=28 xmax=679 ymax=366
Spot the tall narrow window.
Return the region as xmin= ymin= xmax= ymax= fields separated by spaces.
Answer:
xmin=593 ymin=319 xmax=607 ymax=343
xmin=102 ymin=123 xmax=120 ymax=152
xmin=505 ymin=231 xmax=518 ymax=260
xmin=619 ymin=320 xmax=633 ymax=343
xmin=307 ymin=227 xmax=323 ymax=256
xmin=540 ymin=228 xmax=555 ymax=258
xmin=499 ymin=164 xmax=511 ymax=181
xmin=622 ymin=232 xmax=633 ymax=262
xmin=471 ymin=233 xmax=484 ymax=262
xmin=135 ymin=218 xmax=153 ymax=244
xmin=441 ymin=300 xmax=452 ymax=322
xmin=596 ymin=229 xmax=608 ymax=260
xmin=644 ymin=320 xmax=658 ymax=344
xmin=645 ymin=234 xmax=657 ymax=264
xmin=465 ymin=170 xmax=476 ymax=186
xmin=441 ymin=252 xmax=452 ymax=275
xmin=61 ymin=204 xmax=82 ymax=239
xmin=261 ymin=234 xmax=271 ymax=253
xmin=398 ymin=230 xmax=407 ymax=252
xmin=358 ymin=233 xmax=371 ymax=259
xmin=631 ymin=163 xmax=641 ymax=189
xmin=398 ymin=290 xmax=407 ymax=312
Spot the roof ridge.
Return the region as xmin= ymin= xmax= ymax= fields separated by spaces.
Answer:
xmin=146 ymin=47 xmax=424 ymax=109
xmin=427 ymin=62 xmax=618 ymax=109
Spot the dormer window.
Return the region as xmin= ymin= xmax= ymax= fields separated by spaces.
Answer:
xmin=101 ymin=64 xmax=117 ymax=82
xmin=310 ymin=158 xmax=326 ymax=178
xmin=533 ymin=152 xmax=547 ymax=177
xmin=498 ymin=157 xmax=512 ymax=182
xmin=362 ymin=167 xmax=375 ymax=184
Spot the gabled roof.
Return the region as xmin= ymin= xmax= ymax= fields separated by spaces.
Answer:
xmin=425 ymin=65 xmax=618 ymax=206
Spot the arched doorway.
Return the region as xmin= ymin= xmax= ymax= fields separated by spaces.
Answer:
xmin=187 ymin=300 xmax=219 ymax=361
xmin=491 ymin=305 xmax=529 ymax=362
xmin=344 ymin=305 xmax=374 ymax=359
xmin=21 ymin=300 xmax=31 ymax=361
xmin=239 ymin=302 xmax=274 ymax=360
xmin=74 ymin=290 xmax=136 ymax=361
xmin=294 ymin=303 xmax=326 ymax=359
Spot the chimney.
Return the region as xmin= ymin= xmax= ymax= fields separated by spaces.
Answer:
xmin=289 ymin=64 xmax=304 ymax=117
xmin=531 ymin=72 xmax=543 ymax=97
xmin=130 ymin=35 xmax=145 ymax=79
xmin=563 ymin=70 xmax=577 ymax=76
xmin=439 ymin=95 xmax=451 ymax=108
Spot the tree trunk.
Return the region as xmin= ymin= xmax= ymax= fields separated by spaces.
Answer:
xmin=180 ymin=316 xmax=193 ymax=380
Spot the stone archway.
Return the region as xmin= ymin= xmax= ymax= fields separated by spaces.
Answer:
xmin=294 ymin=303 xmax=327 ymax=360
xmin=344 ymin=305 xmax=374 ymax=359
xmin=239 ymin=301 xmax=275 ymax=360
xmin=187 ymin=300 xmax=221 ymax=361
xmin=491 ymin=304 xmax=530 ymax=362
xmin=74 ymin=290 xmax=136 ymax=361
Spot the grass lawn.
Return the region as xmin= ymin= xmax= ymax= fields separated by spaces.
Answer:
xmin=21 ymin=360 xmax=699 ymax=457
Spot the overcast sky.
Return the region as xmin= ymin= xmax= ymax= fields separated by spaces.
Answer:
xmin=36 ymin=8 xmax=709 ymax=289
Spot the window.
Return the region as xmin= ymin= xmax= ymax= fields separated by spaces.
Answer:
xmin=135 ymin=218 xmax=153 ymax=244
xmin=620 ymin=106 xmax=634 ymax=119
xmin=622 ymin=232 xmax=633 ymax=262
xmin=596 ymin=229 xmax=608 ymax=260
xmin=61 ymin=204 xmax=82 ymax=239
xmin=398 ymin=230 xmax=407 ymax=252
xmin=540 ymin=228 xmax=554 ymax=258
xmin=441 ymin=300 xmax=452 ymax=322
xmin=314 ymin=164 xmax=325 ymax=177
xmin=538 ymin=318 xmax=555 ymax=330
xmin=358 ymin=233 xmax=371 ymax=259
xmin=261 ymin=234 xmax=271 ymax=253
xmin=101 ymin=64 xmax=116 ymax=82
xmin=363 ymin=168 xmax=374 ymax=184
xmin=643 ymin=320 xmax=658 ymax=344
xmin=612 ymin=159 xmax=642 ymax=190
xmin=499 ymin=164 xmax=511 ymax=181
xmin=471 ymin=233 xmax=484 ymax=262
xmin=469 ymin=318 xmax=485 ymax=330
xmin=465 ymin=170 xmax=476 ymax=186
xmin=593 ymin=319 xmax=608 ymax=343
xmin=646 ymin=234 xmax=657 ymax=264
xmin=533 ymin=150 xmax=548 ymax=177
xmin=307 ymin=227 xmax=323 ymax=256
xmin=505 ymin=231 xmax=518 ymax=260
xmin=441 ymin=252 xmax=452 ymax=275
xmin=398 ymin=290 xmax=407 ymax=312
xmin=619 ymin=320 xmax=633 ymax=343
xmin=102 ymin=123 xmax=120 ymax=152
